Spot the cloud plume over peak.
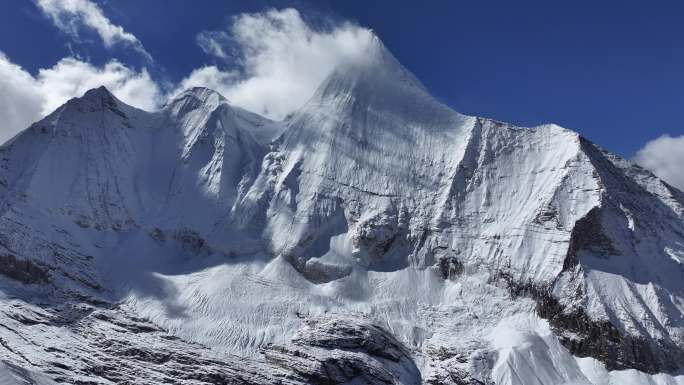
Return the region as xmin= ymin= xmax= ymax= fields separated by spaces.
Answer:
xmin=182 ymin=8 xmax=374 ymax=119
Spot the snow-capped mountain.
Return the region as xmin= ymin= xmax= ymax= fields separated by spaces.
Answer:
xmin=0 ymin=35 xmax=683 ymax=385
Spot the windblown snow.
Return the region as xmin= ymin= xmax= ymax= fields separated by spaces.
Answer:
xmin=0 ymin=34 xmax=683 ymax=384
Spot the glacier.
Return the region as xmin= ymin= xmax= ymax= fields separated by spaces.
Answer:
xmin=0 ymin=34 xmax=683 ymax=384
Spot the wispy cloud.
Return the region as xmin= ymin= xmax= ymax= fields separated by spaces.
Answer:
xmin=196 ymin=30 xmax=232 ymax=60
xmin=35 ymin=0 xmax=152 ymax=61
xmin=180 ymin=8 xmax=373 ymax=119
xmin=634 ymin=134 xmax=684 ymax=191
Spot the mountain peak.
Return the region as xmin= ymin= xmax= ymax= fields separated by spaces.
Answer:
xmin=307 ymin=34 xmax=430 ymax=109
xmin=165 ymin=87 xmax=227 ymax=116
xmin=173 ymin=87 xmax=226 ymax=104
xmin=81 ymin=85 xmax=116 ymax=102
xmin=184 ymin=86 xmax=226 ymax=100
xmin=57 ymin=85 xmax=123 ymax=118
xmin=364 ymin=32 xmax=426 ymax=90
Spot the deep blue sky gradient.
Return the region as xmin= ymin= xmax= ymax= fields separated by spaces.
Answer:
xmin=2 ymin=0 xmax=683 ymax=156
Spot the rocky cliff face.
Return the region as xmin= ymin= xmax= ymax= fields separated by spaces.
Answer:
xmin=0 ymin=36 xmax=682 ymax=385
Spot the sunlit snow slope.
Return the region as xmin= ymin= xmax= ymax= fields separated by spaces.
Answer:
xmin=0 ymin=35 xmax=683 ymax=385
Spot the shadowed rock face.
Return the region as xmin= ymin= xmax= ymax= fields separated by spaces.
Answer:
xmin=0 ymin=300 xmax=420 ymax=385
xmin=0 ymin=300 xmax=306 ymax=385
xmin=500 ymin=273 xmax=684 ymax=374
xmin=437 ymin=256 xmax=465 ymax=281
xmin=263 ymin=314 xmax=421 ymax=385
xmin=0 ymin=254 xmax=50 ymax=284
xmin=563 ymin=207 xmax=619 ymax=270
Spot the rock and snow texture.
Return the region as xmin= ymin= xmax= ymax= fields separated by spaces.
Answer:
xmin=0 ymin=35 xmax=683 ymax=384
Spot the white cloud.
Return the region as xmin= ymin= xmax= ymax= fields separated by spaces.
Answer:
xmin=179 ymin=8 xmax=373 ymax=119
xmin=0 ymin=53 xmax=46 ymax=144
xmin=634 ymin=134 xmax=684 ymax=190
xmin=176 ymin=66 xmax=238 ymax=96
xmin=35 ymin=0 xmax=152 ymax=61
xmin=196 ymin=31 xmax=231 ymax=60
xmin=36 ymin=57 xmax=161 ymax=113
xmin=0 ymin=52 xmax=161 ymax=144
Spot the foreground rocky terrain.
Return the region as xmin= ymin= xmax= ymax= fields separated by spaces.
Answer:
xmin=0 ymin=35 xmax=683 ymax=384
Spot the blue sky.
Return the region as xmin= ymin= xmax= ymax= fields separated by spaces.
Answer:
xmin=1 ymin=0 xmax=682 ymax=187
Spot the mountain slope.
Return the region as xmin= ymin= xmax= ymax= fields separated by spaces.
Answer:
xmin=0 ymin=36 xmax=682 ymax=385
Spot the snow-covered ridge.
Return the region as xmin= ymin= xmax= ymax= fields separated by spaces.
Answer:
xmin=0 ymin=36 xmax=682 ymax=384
